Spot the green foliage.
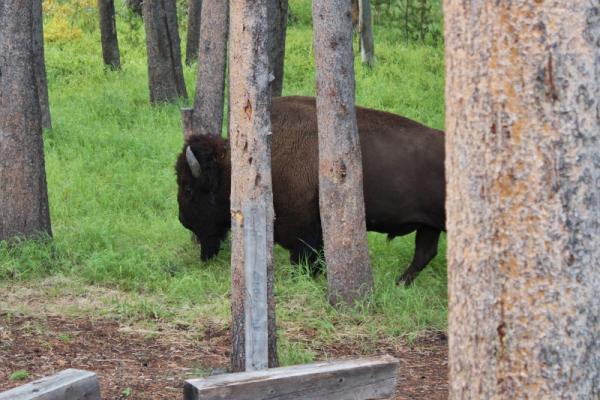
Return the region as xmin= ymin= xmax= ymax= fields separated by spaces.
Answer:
xmin=1 ymin=0 xmax=447 ymax=358
xmin=10 ymin=370 xmax=30 ymax=381
xmin=371 ymin=0 xmax=443 ymax=45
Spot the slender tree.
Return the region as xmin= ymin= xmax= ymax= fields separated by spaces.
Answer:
xmin=313 ymin=0 xmax=373 ymax=306
xmin=143 ymin=0 xmax=187 ymax=104
xmin=98 ymin=0 xmax=121 ymax=70
xmin=0 ymin=0 xmax=52 ymax=240
xmin=445 ymin=1 xmax=600 ymax=398
xmin=185 ymin=0 xmax=202 ymax=66
xmin=266 ymin=0 xmax=288 ymax=97
xmin=182 ymin=0 xmax=228 ymax=138
xmin=32 ymin=0 xmax=51 ymax=130
xmin=358 ymin=0 xmax=374 ymax=66
xmin=229 ymin=0 xmax=278 ymax=372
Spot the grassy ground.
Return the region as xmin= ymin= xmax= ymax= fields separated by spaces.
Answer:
xmin=0 ymin=0 xmax=446 ymax=366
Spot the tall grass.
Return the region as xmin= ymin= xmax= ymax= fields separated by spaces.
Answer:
xmin=0 ymin=0 xmax=446 ymax=365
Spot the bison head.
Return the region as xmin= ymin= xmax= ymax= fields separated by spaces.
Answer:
xmin=176 ymin=135 xmax=231 ymax=261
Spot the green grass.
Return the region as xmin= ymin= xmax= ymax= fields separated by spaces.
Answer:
xmin=10 ymin=370 xmax=30 ymax=381
xmin=0 ymin=0 xmax=446 ymax=366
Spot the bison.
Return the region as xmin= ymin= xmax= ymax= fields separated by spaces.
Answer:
xmin=176 ymin=96 xmax=445 ymax=285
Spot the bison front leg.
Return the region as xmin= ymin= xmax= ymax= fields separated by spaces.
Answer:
xmin=397 ymin=225 xmax=441 ymax=286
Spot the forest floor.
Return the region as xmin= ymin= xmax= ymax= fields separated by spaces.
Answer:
xmin=0 ymin=314 xmax=447 ymax=400
xmin=0 ymin=278 xmax=447 ymax=399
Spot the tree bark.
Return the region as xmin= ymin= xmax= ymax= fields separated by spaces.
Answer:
xmin=266 ymin=0 xmax=288 ymax=97
xmin=185 ymin=0 xmax=202 ymax=66
xmin=185 ymin=0 xmax=228 ymax=137
xmin=312 ymin=0 xmax=373 ymax=306
xmin=445 ymin=1 xmax=600 ymax=398
xmin=98 ymin=0 xmax=121 ymax=70
xmin=32 ymin=0 xmax=51 ymax=130
xmin=229 ymin=0 xmax=278 ymax=372
xmin=358 ymin=0 xmax=374 ymax=67
xmin=0 ymin=0 xmax=52 ymax=240
xmin=125 ymin=0 xmax=143 ymax=16
xmin=143 ymin=0 xmax=187 ymax=104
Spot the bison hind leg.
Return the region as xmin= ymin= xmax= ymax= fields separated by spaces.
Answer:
xmin=397 ymin=225 xmax=441 ymax=286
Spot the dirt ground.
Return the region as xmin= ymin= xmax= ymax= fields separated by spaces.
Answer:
xmin=0 ymin=313 xmax=447 ymax=399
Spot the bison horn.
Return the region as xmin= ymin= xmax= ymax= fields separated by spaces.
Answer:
xmin=186 ymin=146 xmax=202 ymax=178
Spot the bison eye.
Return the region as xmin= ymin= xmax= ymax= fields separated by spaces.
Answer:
xmin=184 ymin=184 xmax=193 ymax=196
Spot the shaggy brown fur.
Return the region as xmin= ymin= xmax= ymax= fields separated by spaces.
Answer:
xmin=176 ymin=96 xmax=445 ymax=285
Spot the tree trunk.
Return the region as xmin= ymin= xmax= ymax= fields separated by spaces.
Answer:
xmin=351 ymin=0 xmax=359 ymax=31
xmin=229 ymin=0 xmax=278 ymax=372
xmin=445 ymin=1 xmax=600 ymax=398
xmin=185 ymin=0 xmax=202 ymax=66
xmin=125 ymin=0 xmax=143 ymax=16
xmin=32 ymin=0 xmax=51 ymax=130
xmin=358 ymin=0 xmax=374 ymax=67
xmin=185 ymin=0 xmax=228 ymax=137
xmin=312 ymin=0 xmax=373 ymax=306
xmin=143 ymin=0 xmax=187 ymax=104
xmin=266 ymin=0 xmax=288 ymax=97
xmin=0 ymin=0 xmax=52 ymax=240
xmin=98 ymin=0 xmax=121 ymax=70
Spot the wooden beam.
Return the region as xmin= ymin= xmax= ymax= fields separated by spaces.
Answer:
xmin=0 ymin=369 xmax=101 ymax=400
xmin=243 ymin=201 xmax=269 ymax=371
xmin=183 ymin=355 xmax=399 ymax=400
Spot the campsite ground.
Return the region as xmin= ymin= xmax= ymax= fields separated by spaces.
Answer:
xmin=0 ymin=278 xmax=447 ymax=399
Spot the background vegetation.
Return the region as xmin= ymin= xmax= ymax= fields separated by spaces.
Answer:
xmin=0 ymin=0 xmax=445 ymax=365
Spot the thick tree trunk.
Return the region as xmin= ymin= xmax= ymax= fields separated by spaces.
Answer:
xmin=266 ymin=0 xmax=288 ymax=97
xmin=185 ymin=0 xmax=228 ymax=137
xmin=32 ymin=0 xmax=51 ymax=130
xmin=0 ymin=0 xmax=52 ymax=240
xmin=229 ymin=0 xmax=278 ymax=372
xmin=125 ymin=0 xmax=143 ymax=16
xmin=312 ymin=0 xmax=373 ymax=306
xmin=143 ymin=0 xmax=187 ymax=104
xmin=98 ymin=0 xmax=121 ymax=70
xmin=445 ymin=1 xmax=600 ymax=398
xmin=358 ymin=0 xmax=374 ymax=67
xmin=185 ymin=0 xmax=202 ymax=66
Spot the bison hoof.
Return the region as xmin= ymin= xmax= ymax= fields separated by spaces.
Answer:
xmin=396 ymin=274 xmax=415 ymax=287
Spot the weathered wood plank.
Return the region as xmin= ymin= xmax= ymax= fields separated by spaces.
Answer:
xmin=0 ymin=369 xmax=101 ymax=400
xmin=184 ymin=355 xmax=398 ymax=400
xmin=243 ymin=201 xmax=269 ymax=371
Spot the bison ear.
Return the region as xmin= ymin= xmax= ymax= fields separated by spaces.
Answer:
xmin=186 ymin=146 xmax=202 ymax=178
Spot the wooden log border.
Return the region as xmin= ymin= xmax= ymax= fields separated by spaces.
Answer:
xmin=0 ymin=369 xmax=101 ymax=400
xmin=184 ymin=355 xmax=399 ymax=400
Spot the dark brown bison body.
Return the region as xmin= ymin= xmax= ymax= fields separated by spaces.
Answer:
xmin=176 ymin=96 xmax=445 ymax=285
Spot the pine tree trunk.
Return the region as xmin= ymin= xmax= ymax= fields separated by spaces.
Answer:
xmin=312 ymin=0 xmax=373 ymax=306
xmin=185 ymin=0 xmax=228 ymax=137
xmin=358 ymin=0 xmax=374 ymax=67
xmin=32 ymin=0 xmax=51 ymax=130
xmin=0 ymin=0 xmax=52 ymax=240
xmin=185 ymin=0 xmax=202 ymax=66
xmin=98 ymin=0 xmax=121 ymax=70
xmin=125 ymin=0 xmax=143 ymax=16
xmin=445 ymin=1 xmax=600 ymax=398
xmin=143 ymin=0 xmax=188 ymax=104
xmin=229 ymin=0 xmax=278 ymax=372
xmin=266 ymin=0 xmax=288 ymax=97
